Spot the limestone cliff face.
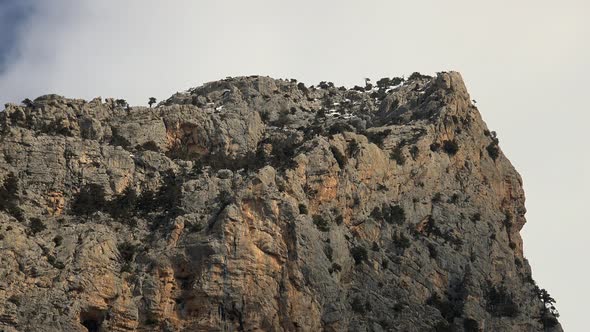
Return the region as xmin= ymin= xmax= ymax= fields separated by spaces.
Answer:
xmin=0 ymin=72 xmax=561 ymax=331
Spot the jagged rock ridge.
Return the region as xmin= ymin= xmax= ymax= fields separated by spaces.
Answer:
xmin=0 ymin=72 xmax=561 ymax=331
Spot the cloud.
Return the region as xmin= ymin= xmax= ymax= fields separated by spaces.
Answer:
xmin=0 ymin=0 xmax=35 ymax=73
xmin=0 ymin=0 xmax=80 ymax=105
xmin=1 ymin=1 xmax=588 ymax=106
xmin=1 ymin=0 xmax=301 ymax=106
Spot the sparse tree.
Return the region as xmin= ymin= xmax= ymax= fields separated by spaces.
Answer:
xmin=536 ymin=287 xmax=559 ymax=317
xmin=376 ymin=78 xmax=391 ymax=88
xmin=148 ymin=97 xmax=157 ymax=108
xmin=29 ymin=218 xmax=46 ymax=235
xmin=350 ymin=246 xmax=368 ymax=265
xmin=442 ymin=140 xmax=459 ymax=156
xmin=109 ymin=186 xmax=138 ymax=221
xmin=71 ymin=183 xmax=107 ymax=216
xmin=21 ymin=98 xmax=34 ymax=107
xmin=115 ymin=99 xmax=128 ymax=109
xmin=534 ymin=286 xmax=559 ymax=327
xmin=0 ymin=173 xmax=24 ymax=221
xmin=408 ymin=72 xmax=423 ymax=80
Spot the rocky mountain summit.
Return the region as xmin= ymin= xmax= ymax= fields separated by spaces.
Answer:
xmin=0 ymin=72 xmax=561 ymax=331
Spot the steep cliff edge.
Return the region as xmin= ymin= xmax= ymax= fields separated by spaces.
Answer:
xmin=0 ymin=72 xmax=561 ymax=331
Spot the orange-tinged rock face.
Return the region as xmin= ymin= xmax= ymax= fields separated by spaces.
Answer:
xmin=47 ymin=191 xmax=65 ymax=215
xmin=167 ymin=219 xmax=185 ymax=249
xmin=240 ymin=199 xmax=285 ymax=270
xmin=316 ymin=176 xmax=339 ymax=203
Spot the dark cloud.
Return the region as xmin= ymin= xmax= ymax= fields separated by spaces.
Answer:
xmin=0 ymin=0 xmax=35 ymax=73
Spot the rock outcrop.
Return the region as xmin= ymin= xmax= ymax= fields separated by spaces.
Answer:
xmin=0 ymin=72 xmax=561 ymax=331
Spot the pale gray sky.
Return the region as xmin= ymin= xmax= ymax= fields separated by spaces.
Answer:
xmin=0 ymin=1 xmax=588 ymax=329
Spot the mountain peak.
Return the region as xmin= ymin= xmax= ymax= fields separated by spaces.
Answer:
xmin=0 ymin=71 xmax=561 ymax=331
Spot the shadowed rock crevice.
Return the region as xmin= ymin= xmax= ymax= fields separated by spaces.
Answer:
xmin=80 ymin=308 xmax=106 ymax=332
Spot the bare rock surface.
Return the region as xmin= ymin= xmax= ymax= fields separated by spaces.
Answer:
xmin=0 ymin=72 xmax=561 ymax=331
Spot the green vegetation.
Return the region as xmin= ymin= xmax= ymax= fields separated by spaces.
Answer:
xmin=148 ymin=97 xmax=157 ymax=108
xmin=371 ymin=241 xmax=380 ymax=251
xmin=47 ymin=255 xmax=65 ymax=269
xmin=386 ymin=205 xmax=405 ymax=225
xmin=371 ymin=204 xmax=405 ymax=225
xmin=187 ymin=222 xmax=204 ymax=233
xmin=330 ymin=146 xmax=348 ymax=169
xmin=324 ymin=245 xmax=333 ymax=261
xmin=409 ymin=146 xmax=419 ymax=160
xmin=432 ymin=193 xmax=443 ymax=203
xmin=347 ymin=140 xmax=361 ymax=157
xmin=365 ymin=129 xmax=391 ymax=148
xmin=298 ymin=204 xmax=308 ymax=215
xmin=487 ymin=143 xmax=500 ymax=161
xmin=427 ymin=243 xmax=438 ymax=259
xmin=430 ymin=142 xmax=441 ymax=152
xmin=442 ymin=140 xmax=459 ymax=156
xmin=118 ymin=241 xmax=138 ymax=263
xmin=53 ymin=235 xmax=63 ymax=247
xmin=145 ymin=315 xmax=159 ymax=326
xmin=21 ymin=98 xmax=34 ymax=107
xmin=448 ymin=193 xmax=460 ymax=204
xmin=486 ymin=130 xmax=500 ymax=161
xmin=393 ymin=231 xmax=411 ymax=250
xmin=426 ymin=293 xmax=460 ymax=324
xmin=350 ymin=297 xmax=365 ymax=313
xmin=376 ymin=77 xmax=404 ymax=88
xmin=71 ymin=183 xmax=107 ymax=216
xmin=463 ymin=318 xmax=479 ymax=332
xmin=350 ymin=296 xmax=371 ymax=314
xmin=535 ymin=286 xmax=560 ymax=328
xmin=0 ymin=173 xmax=24 ymax=221
xmin=390 ymin=146 xmax=406 ymax=165
xmin=329 ymin=262 xmax=342 ymax=274
xmin=485 ymin=284 xmax=519 ymax=317
xmin=29 ymin=218 xmax=46 ymax=235
xmin=140 ymin=141 xmax=160 ymax=152
xmin=328 ymin=123 xmax=355 ymax=136
xmin=297 ymin=82 xmax=309 ymax=94
xmin=109 ymin=187 xmax=139 ymax=221
xmin=503 ymin=212 xmax=513 ymax=230
xmin=420 ymin=216 xmax=464 ymax=249
xmin=350 ymin=246 xmax=368 ymax=265
xmin=408 ymin=72 xmax=432 ymax=80
xmin=135 ymin=171 xmax=184 ymax=220
xmin=115 ymin=99 xmax=128 ymax=108
xmin=313 ymin=215 xmax=330 ymax=232
xmin=157 ymin=172 xmax=184 ymax=213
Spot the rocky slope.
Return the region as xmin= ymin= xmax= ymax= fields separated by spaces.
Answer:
xmin=0 ymin=72 xmax=561 ymax=331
